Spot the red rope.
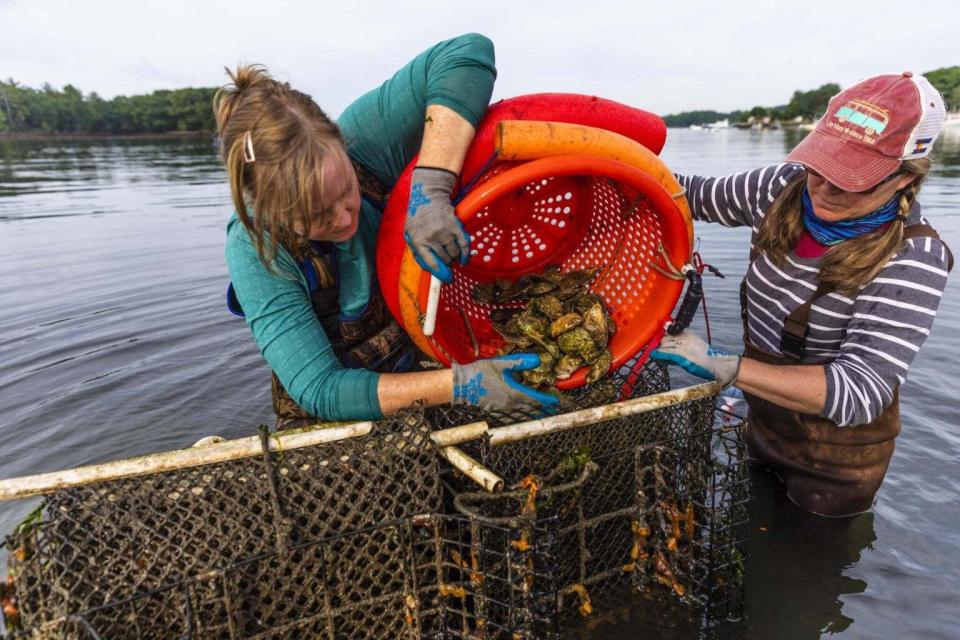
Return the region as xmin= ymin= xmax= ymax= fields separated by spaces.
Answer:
xmin=618 ymin=322 xmax=667 ymax=401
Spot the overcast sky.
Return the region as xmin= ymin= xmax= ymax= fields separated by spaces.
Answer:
xmin=3 ymin=0 xmax=958 ymax=117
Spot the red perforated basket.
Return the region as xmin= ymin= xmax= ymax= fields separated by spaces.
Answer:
xmin=376 ymin=95 xmax=689 ymax=389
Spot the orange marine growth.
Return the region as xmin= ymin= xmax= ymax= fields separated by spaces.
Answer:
xmin=404 ymin=594 xmax=417 ymax=629
xmin=653 ymin=551 xmax=685 ymax=597
xmin=662 ymin=500 xmax=683 ymax=541
xmin=450 ymin=549 xmax=485 ymax=587
xmin=566 ymin=583 xmax=594 ymax=617
xmin=684 ymin=503 xmax=696 ymax=539
xmin=1 ymin=575 xmax=19 ymax=630
xmin=518 ymin=474 xmax=542 ymax=517
xmin=439 ymin=583 xmax=468 ymax=599
xmin=511 ymin=531 xmax=532 ymax=552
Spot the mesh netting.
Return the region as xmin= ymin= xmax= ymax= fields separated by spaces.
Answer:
xmin=432 ymin=360 xmax=750 ymax=633
xmin=3 ymin=361 xmax=748 ymax=639
xmin=3 ymin=414 xmax=447 ymax=639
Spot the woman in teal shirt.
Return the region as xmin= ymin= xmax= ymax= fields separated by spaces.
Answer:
xmin=219 ymin=34 xmax=557 ymax=428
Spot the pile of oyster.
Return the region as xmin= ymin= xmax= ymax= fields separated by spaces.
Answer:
xmin=473 ymin=267 xmax=616 ymax=390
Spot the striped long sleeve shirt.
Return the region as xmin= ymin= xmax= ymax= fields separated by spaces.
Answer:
xmin=678 ymin=164 xmax=950 ymax=426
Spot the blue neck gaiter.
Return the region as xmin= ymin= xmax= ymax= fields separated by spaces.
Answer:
xmin=801 ymin=186 xmax=900 ymax=246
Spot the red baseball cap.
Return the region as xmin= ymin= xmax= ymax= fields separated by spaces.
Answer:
xmin=786 ymin=72 xmax=946 ymax=192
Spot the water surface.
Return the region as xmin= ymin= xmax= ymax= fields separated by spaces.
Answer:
xmin=1 ymin=129 xmax=958 ymax=639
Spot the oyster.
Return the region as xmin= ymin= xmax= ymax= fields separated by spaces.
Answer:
xmin=534 ymin=295 xmax=565 ymax=321
xmin=528 ymin=278 xmax=558 ymax=296
xmin=550 ymin=313 xmax=583 ymax=337
xmin=477 ymin=268 xmax=617 ymax=398
xmin=556 ymin=267 xmax=599 ymax=288
xmin=554 ymin=354 xmax=584 ymax=380
xmin=557 ymin=327 xmax=594 ymax=355
xmin=586 ymin=349 xmax=612 ymax=384
xmin=582 ymin=303 xmax=609 ymax=346
xmin=516 ymin=313 xmax=549 ymax=341
xmin=472 ymin=283 xmax=497 ymax=304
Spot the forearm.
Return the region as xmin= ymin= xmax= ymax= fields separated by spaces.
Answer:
xmin=377 ymin=368 xmax=454 ymax=414
xmin=417 ymin=104 xmax=475 ymax=174
xmin=735 ymin=358 xmax=827 ymax=415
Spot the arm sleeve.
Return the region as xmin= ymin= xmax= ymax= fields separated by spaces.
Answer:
xmin=337 ymin=33 xmax=497 ymax=187
xmin=676 ymin=163 xmax=805 ymax=229
xmin=225 ymin=221 xmax=383 ymax=421
xmin=822 ymin=235 xmax=950 ymax=426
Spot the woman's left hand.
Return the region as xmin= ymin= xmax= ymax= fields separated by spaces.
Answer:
xmin=651 ymin=330 xmax=741 ymax=388
xmin=404 ymin=166 xmax=470 ymax=283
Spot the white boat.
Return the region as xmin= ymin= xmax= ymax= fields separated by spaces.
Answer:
xmin=705 ymin=118 xmax=730 ymax=130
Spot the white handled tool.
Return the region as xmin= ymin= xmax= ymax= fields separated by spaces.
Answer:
xmin=423 ymin=275 xmax=442 ymax=336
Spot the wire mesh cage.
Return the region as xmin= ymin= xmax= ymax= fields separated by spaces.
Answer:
xmin=2 ymin=362 xmax=748 ymax=639
xmin=2 ymin=414 xmax=448 ymax=639
xmin=431 ymin=360 xmax=750 ymax=635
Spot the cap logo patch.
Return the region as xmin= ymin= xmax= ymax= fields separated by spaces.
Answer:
xmin=913 ymin=137 xmax=933 ymax=154
xmin=830 ymin=99 xmax=890 ymax=145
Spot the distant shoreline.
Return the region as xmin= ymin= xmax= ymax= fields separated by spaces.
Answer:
xmin=0 ymin=130 xmax=212 ymax=142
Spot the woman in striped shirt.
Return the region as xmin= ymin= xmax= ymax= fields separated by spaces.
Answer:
xmin=653 ymin=72 xmax=953 ymax=517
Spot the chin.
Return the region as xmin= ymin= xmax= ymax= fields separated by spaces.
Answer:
xmin=810 ymin=201 xmax=848 ymax=222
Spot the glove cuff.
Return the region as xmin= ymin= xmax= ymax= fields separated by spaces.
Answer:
xmin=412 ymin=166 xmax=457 ymax=196
xmin=450 ymin=363 xmax=468 ymax=406
xmin=718 ymin=355 xmax=742 ymax=389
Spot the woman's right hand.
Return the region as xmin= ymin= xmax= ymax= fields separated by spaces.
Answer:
xmin=452 ymin=354 xmax=560 ymax=415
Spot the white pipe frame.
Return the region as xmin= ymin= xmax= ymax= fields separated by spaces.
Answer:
xmin=0 ymin=383 xmax=719 ymax=500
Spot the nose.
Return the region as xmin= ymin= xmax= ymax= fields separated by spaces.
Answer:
xmin=332 ymin=201 xmax=356 ymax=230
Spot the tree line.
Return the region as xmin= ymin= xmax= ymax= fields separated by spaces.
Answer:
xmin=664 ymin=65 xmax=960 ymax=127
xmin=3 ymin=65 xmax=958 ymax=135
xmin=0 ymin=81 xmax=216 ymax=135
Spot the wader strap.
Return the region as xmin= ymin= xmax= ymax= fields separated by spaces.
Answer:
xmin=779 ymin=281 xmax=834 ymax=362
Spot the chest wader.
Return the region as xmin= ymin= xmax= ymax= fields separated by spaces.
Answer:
xmin=739 ymin=225 xmax=953 ymax=517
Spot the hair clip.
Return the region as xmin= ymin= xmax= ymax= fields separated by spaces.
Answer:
xmin=243 ymin=130 xmax=256 ymax=163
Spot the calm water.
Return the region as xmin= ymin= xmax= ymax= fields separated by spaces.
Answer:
xmin=1 ymin=129 xmax=958 ymax=638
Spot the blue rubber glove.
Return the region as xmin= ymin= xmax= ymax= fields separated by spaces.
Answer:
xmin=452 ymin=354 xmax=561 ymax=415
xmin=651 ymin=330 xmax=741 ymax=388
xmin=403 ymin=167 xmax=470 ymax=284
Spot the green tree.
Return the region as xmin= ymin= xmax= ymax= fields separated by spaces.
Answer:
xmin=663 ymin=110 xmax=742 ymax=127
xmin=924 ymin=66 xmax=960 ymax=110
xmin=782 ymin=83 xmax=840 ymax=120
xmin=0 ymin=79 xmax=218 ymax=135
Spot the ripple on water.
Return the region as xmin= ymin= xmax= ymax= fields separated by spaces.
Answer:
xmin=1 ymin=131 xmax=958 ymax=639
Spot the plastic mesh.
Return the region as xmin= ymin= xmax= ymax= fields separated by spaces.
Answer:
xmin=3 ymin=414 xmax=447 ymax=639
xmin=3 ymin=364 xmax=748 ymax=639
xmin=433 ymin=172 xmax=678 ymax=375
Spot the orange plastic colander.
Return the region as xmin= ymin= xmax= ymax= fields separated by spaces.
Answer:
xmin=378 ymin=103 xmax=693 ymax=390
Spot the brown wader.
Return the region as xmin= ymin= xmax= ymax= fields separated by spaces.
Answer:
xmin=741 ymin=225 xmax=953 ymax=517
xmin=269 ymin=160 xmax=424 ymax=430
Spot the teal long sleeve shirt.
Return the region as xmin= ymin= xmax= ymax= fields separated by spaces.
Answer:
xmin=225 ymin=33 xmax=496 ymax=421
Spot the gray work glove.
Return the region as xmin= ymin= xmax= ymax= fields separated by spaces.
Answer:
xmin=452 ymin=354 xmax=561 ymax=415
xmin=651 ymin=330 xmax=741 ymax=388
xmin=403 ymin=166 xmax=471 ymax=283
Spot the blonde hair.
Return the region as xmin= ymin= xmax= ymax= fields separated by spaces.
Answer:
xmin=756 ymin=158 xmax=931 ymax=296
xmin=213 ymin=64 xmax=348 ymax=266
